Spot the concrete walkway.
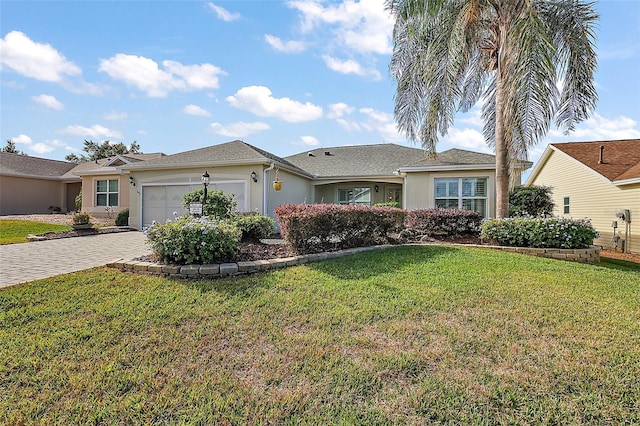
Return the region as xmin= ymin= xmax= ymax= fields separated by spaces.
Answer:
xmin=0 ymin=232 xmax=151 ymax=289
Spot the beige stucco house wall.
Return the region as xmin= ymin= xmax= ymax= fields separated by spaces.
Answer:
xmin=0 ymin=175 xmax=72 ymax=215
xmin=527 ymin=141 xmax=639 ymax=254
xmin=79 ymin=174 xmax=130 ymax=219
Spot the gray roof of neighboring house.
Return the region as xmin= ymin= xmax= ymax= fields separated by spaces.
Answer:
xmin=65 ymin=153 xmax=165 ymax=177
xmin=121 ymin=140 xmax=310 ymax=176
xmin=285 ymin=144 xmax=499 ymax=178
xmin=0 ymin=152 xmax=78 ymax=180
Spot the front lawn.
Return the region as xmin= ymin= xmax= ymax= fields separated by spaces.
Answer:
xmin=0 ymin=219 xmax=71 ymax=244
xmin=1 ymin=246 xmax=638 ymax=424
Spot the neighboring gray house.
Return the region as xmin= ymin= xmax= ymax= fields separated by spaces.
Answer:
xmin=120 ymin=140 xmax=529 ymax=229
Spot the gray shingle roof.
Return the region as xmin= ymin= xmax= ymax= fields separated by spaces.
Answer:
xmin=0 ymin=152 xmax=77 ymax=180
xmin=65 ymin=153 xmax=165 ymax=177
xmin=121 ymin=140 xmax=309 ymax=176
xmin=285 ymin=144 xmax=498 ymax=178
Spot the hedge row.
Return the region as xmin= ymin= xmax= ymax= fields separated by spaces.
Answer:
xmin=275 ymin=204 xmax=405 ymax=254
xmin=405 ymin=208 xmax=483 ymax=237
xmin=481 ymin=217 xmax=599 ymax=249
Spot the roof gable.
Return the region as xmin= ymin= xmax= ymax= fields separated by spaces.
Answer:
xmin=551 ymin=139 xmax=640 ymax=183
xmin=121 ymin=140 xmax=308 ymax=175
xmin=285 ymin=144 xmax=498 ymax=178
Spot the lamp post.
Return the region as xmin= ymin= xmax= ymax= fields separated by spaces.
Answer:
xmin=201 ymin=170 xmax=210 ymax=203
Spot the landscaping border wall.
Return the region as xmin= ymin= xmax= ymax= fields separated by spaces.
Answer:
xmin=107 ymin=243 xmax=601 ymax=280
xmin=471 ymin=244 xmax=601 ymax=264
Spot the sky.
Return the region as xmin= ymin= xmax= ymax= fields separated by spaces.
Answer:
xmin=1 ymin=0 xmax=639 ymax=177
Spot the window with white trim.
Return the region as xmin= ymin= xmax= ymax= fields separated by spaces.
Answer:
xmin=435 ymin=177 xmax=487 ymax=217
xmin=96 ymin=179 xmax=119 ymax=207
xmin=338 ymin=187 xmax=371 ymax=205
xmin=563 ymin=196 xmax=570 ymax=214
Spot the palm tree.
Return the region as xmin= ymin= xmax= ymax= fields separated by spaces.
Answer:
xmin=387 ymin=0 xmax=598 ymax=217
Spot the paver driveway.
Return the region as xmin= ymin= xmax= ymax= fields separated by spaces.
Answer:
xmin=0 ymin=232 xmax=150 ymax=289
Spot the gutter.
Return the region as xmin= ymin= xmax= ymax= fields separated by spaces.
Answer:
xmin=263 ymin=162 xmax=276 ymax=215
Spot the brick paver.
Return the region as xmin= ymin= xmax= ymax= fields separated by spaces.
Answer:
xmin=0 ymin=232 xmax=150 ymax=289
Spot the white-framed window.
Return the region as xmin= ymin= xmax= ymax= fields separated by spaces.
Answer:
xmin=435 ymin=177 xmax=487 ymax=217
xmin=96 ymin=179 xmax=119 ymax=207
xmin=338 ymin=187 xmax=371 ymax=205
xmin=563 ymin=196 xmax=570 ymax=214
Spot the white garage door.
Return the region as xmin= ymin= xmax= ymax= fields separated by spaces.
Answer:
xmin=142 ymin=182 xmax=247 ymax=228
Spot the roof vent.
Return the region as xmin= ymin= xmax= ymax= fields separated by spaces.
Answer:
xmin=599 ymin=145 xmax=605 ymax=164
xmin=324 ymin=151 xmax=332 ymax=156
xmin=308 ymin=152 xmax=315 ymax=157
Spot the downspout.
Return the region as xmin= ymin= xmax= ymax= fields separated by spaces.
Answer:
xmin=263 ymin=162 xmax=276 ymax=215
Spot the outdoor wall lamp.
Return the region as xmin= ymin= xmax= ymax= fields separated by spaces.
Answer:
xmin=128 ymin=176 xmax=135 ymax=186
xmin=374 ymin=185 xmax=379 ymax=193
xmin=201 ymin=170 xmax=210 ymax=203
xmin=251 ymin=171 xmax=258 ymax=183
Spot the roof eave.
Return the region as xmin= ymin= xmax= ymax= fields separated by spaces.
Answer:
xmin=398 ymin=163 xmax=496 ymax=172
xmin=613 ymin=177 xmax=640 ymax=186
xmin=1 ymin=171 xmax=81 ymax=182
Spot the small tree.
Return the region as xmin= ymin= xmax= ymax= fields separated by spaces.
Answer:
xmin=509 ymin=185 xmax=554 ymax=217
xmin=2 ymin=139 xmax=26 ymax=155
xmin=65 ymin=140 xmax=141 ymax=163
xmin=182 ymin=189 xmax=237 ymax=219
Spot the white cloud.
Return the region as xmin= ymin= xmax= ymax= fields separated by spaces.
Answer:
xmin=104 ymin=111 xmax=128 ymax=121
xmin=292 ymin=135 xmax=320 ymax=146
xmin=327 ymin=102 xmax=355 ymax=119
xmin=549 ymin=113 xmax=640 ymax=141
xmin=226 ymin=86 xmax=323 ymax=123
xmin=99 ymin=54 xmax=226 ymax=97
xmin=183 ymin=104 xmax=211 ymax=117
xmin=336 ymin=118 xmax=362 ymax=132
xmin=0 ymin=31 xmax=81 ymax=82
xmin=32 ymin=94 xmax=63 ymax=110
xmin=31 ymin=143 xmax=56 ymax=154
xmin=322 ymin=55 xmax=381 ymax=79
xmin=264 ymin=34 xmax=307 ymax=53
xmin=12 ymin=134 xmax=32 ymax=145
xmin=440 ymin=127 xmax=492 ymax=153
xmin=210 ymin=121 xmax=270 ymax=138
xmin=288 ymin=0 xmax=394 ymax=55
xmin=207 ymin=2 xmax=241 ymax=21
xmin=61 ymin=124 xmax=123 ymax=139
xmin=10 ymin=134 xmax=75 ymax=155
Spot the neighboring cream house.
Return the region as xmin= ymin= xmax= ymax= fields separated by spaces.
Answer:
xmin=121 ymin=140 xmax=531 ymax=229
xmin=0 ymin=152 xmax=80 ymax=215
xmin=0 ymin=152 xmax=163 ymax=217
xmin=526 ymin=139 xmax=639 ymax=253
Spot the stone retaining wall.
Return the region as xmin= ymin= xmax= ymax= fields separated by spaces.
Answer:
xmin=107 ymin=245 xmax=389 ymax=279
xmin=107 ymin=243 xmax=600 ymax=279
xmin=471 ymin=244 xmax=601 ymax=264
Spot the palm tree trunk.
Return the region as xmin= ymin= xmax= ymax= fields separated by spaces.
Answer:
xmin=494 ymin=26 xmax=509 ymax=219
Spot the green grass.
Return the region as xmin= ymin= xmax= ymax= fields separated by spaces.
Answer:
xmin=0 ymin=219 xmax=71 ymax=244
xmin=1 ymin=246 xmax=639 ymax=424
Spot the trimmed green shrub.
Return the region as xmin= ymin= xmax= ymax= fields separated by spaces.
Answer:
xmin=509 ymin=185 xmax=554 ymax=217
xmin=405 ymin=208 xmax=483 ymax=238
xmin=275 ymin=204 xmax=405 ymax=254
xmin=115 ymin=208 xmax=129 ymax=226
xmin=234 ymin=213 xmax=276 ymax=242
xmin=481 ymin=217 xmax=599 ymax=249
xmin=146 ymin=215 xmax=241 ymax=265
xmin=182 ymin=189 xmax=237 ymax=219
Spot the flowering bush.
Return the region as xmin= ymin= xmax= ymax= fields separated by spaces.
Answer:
xmin=481 ymin=217 xmax=599 ymax=249
xmin=233 ymin=213 xmax=276 ymax=242
xmin=146 ymin=215 xmax=241 ymax=265
xmin=405 ymin=208 xmax=483 ymax=238
xmin=275 ymin=204 xmax=405 ymax=254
